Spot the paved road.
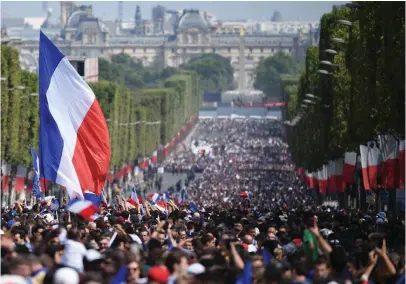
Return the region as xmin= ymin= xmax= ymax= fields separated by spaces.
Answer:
xmin=141 ymin=122 xmax=202 ymax=197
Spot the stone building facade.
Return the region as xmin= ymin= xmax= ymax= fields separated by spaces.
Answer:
xmin=5 ymin=4 xmax=319 ymax=90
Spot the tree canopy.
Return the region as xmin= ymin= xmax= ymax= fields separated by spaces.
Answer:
xmin=181 ymin=53 xmax=234 ymax=93
xmin=99 ymin=54 xmax=162 ymax=90
xmin=253 ymin=52 xmax=302 ymax=99
xmin=286 ymin=2 xmax=405 ymax=171
xmin=1 ymin=46 xmax=202 ymax=193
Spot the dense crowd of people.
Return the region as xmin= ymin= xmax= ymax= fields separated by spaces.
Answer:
xmin=1 ymin=118 xmax=405 ymax=284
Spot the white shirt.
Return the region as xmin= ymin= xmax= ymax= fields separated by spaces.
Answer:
xmin=61 ymin=239 xmax=87 ymax=272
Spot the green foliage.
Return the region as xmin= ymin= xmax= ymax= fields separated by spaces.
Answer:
xmin=4 ymin=47 xmax=23 ymax=164
xmin=89 ymin=71 xmax=201 ymax=169
xmin=254 ymin=51 xmax=302 ymax=98
xmin=2 ymin=47 xmax=202 ymax=173
xmin=181 ymin=53 xmax=233 ymax=93
xmin=1 ymin=47 xmax=10 ymax=161
xmin=287 ymin=2 xmax=405 ymax=171
xmin=1 ymin=47 xmax=40 ymax=167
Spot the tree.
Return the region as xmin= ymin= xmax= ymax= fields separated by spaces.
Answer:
xmin=181 ymin=53 xmax=233 ymax=93
xmin=254 ymin=52 xmax=301 ymax=99
xmin=287 ymin=2 xmax=405 ymax=172
xmin=1 ymin=45 xmax=202 ymax=185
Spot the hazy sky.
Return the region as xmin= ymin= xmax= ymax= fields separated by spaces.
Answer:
xmin=2 ymin=1 xmax=348 ymax=22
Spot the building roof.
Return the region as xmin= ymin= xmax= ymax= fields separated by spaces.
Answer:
xmin=66 ymin=11 xmax=88 ymax=28
xmin=177 ymin=10 xmax=209 ymax=32
xmin=1 ymin=17 xmax=25 ymax=28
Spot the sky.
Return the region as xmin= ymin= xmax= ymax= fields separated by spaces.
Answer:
xmin=1 ymin=1 xmax=348 ymax=22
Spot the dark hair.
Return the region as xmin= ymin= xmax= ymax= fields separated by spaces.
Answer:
xmin=292 ymin=260 xmax=308 ymax=276
xmin=165 ymin=248 xmax=187 ymax=273
xmin=201 ymin=234 xmax=214 ymax=245
xmin=67 ymin=227 xmax=81 ymax=241
xmin=32 ymin=224 xmax=45 ymax=235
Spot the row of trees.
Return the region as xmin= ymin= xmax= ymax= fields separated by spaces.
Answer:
xmin=1 ymin=46 xmax=40 ymax=167
xmin=286 ymin=2 xmax=405 ymax=171
xmin=99 ymin=53 xmax=235 ymax=95
xmin=89 ymin=71 xmax=201 ymax=170
xmin=1 ymin=46 xmax=202 ymax=174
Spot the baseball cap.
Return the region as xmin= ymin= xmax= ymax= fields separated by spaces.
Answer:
xmin=53 ymin=267 xmax=79 ymax=284
xmin=187 ymin=263 xmax=205 ymax=275
xmin=147 ymin=266 xmax=170 ymax=283
xmin=292 ymin=238 xmax=302 ymax=246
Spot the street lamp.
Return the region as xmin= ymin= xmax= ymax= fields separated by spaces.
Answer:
xmin=8 ymin=85 xmax=26 ymax=91
xmin=320 ymin=60 xmax=341 ymax=68
xmin=317 ymin=69 xmax=332 ymax=75
xmin=337 ymin=20 xmax=353 ymax=27
xmin=303 ymin=99 xmax=315 ymax=104
xmin=332 ymin=37 xmax=346 ymax=44
xmin=324 ymin=49 xmax=338 ymax=55
xmin=305 ymin=93 xmax=321 ymax=100
xmin=21 ymin=93 xmax=39 ymax=99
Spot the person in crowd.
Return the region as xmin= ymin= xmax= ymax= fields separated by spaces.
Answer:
xmin=1 ymin=118 xmax=404 ymax=284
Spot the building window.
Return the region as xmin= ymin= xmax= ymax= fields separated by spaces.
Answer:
xmin=201 ymin=48 xmax=205 ymax=53
xmin=144 ymin=48 xmax=147 ymax=53
xmin=133 ymin=48 xmax=136 ymax=52
xmin=260 ymin=48 xmax=263 ymax=53
xmin=212 ymin=48 xmax=216 ymax=53
xmin=288 ymin=47 xmax=292 ymax=53
xmin=101 ymin=49 xmax=104 ymax=54
xmin=249 ymin=48 xmax=252 ymax=53
xmin=171 ymin=48 xmax=175 ymax=53
xmin=271 ymin=48 xmax=274 ymax=52
xmin=228 ymin=48 xmax=231 ymax=53
xmin=121 ymin=48 xmax=125 ymax=53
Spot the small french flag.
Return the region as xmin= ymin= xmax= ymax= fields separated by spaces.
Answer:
xmin=127 ymin=186 xmax=140 ymax=207
xmin=84 ymin=191 xmax=102 ymax=207
xmin=67 ymin=200 xmax=99 ymax=221
xmin=148 ymin=193 xmax=160 ymax=205
xmin=155 ymin=201 xmax=167 ymax=214
xmin=163 ymin=191 xmax=171 ymax=203
xmin=240 ymin=191 xmax=249 ymax=198
xmin=178 ymin=188 xmax=187 ymax=204
xmin=101 ymin=188 xmax=108 ymax=208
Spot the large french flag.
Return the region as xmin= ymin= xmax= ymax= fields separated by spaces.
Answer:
xmin=360 ymin=145 xmax=370 ymax=190
xmin=328 ymin=159 xmax=344 ymax=193
xmin=317 ymin=166 xmax=328 ymax=194
xmin=38 ymin=31 xmax=110 ymax=200
xmin=342 ymin=152 xmax=357 ymax=184
xmin=367 ymin=144 xmax=380 ymax=190
xmin=400 ymin=140 xmax=405 ymax=188
xmin=379 ymin=135 xmax=399 ymax=189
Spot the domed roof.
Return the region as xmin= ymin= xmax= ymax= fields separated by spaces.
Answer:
xmin=177 ymin=10 xmax=208 ymax=32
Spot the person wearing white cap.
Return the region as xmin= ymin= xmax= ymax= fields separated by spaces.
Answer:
xmin=187 ymin=263 xmax=206 ymax=275
xmin=53 ymin=267 xmax=79 ymax=284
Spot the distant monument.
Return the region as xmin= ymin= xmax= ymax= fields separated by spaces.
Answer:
xmin=271 ymin=11 xmax=283 ymax=22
